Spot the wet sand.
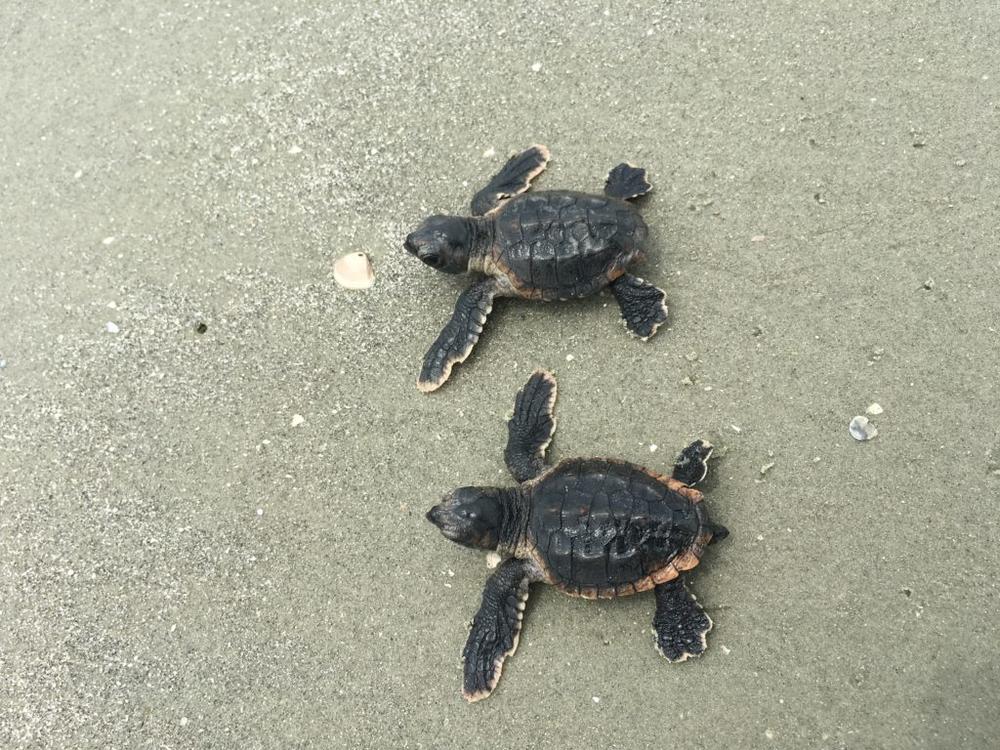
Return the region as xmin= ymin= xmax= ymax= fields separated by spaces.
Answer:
xmin=1 ymin=2 xmax=998 ymax=747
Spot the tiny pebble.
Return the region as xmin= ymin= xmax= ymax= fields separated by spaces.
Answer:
xmin=256 ymin=508 xmax=263 ymax=516
xmin=291 ymin=414 xmax=305 ymax=427
xmin=482 ymin=147 xmax=496 ymax=158
xmin=287 ymin=144 xmax=303 ymax=155
xmin=333 ymin=252 xmax=375 ymax=289
xmin=105 ymin=322 xmax=120 ymax=334
xmin=730 ymin=424 xmax=742 ymax=433
xmin=649 ymin=444 xmax=658 ymax=453
xmin=765 ymin=729 xmax=774 ymax=740
xmin=102 ymin=236 xmax=116 ymax=246
xmin=756 ymin=534 xmax=764 ymax=541
xmin=721 ymin=645 xmax=731 ymax=655
xmin=531 ymin=61 xmax=542 ymax=72
xmin=849 ymin=415 xmax=878 ymax=441
xmin=866 ymin=403 xmax=883 ymax=415
xmin=759 ymin=462 xmax=776 ymax=477
xmin=565 ymin=354 xmax=574 ymax=362
xmin=180 ymin=717 xmax=189 ymax=727
xmin=0 ymin=357 xmax=6 ymax=369
xmin=73 ymin=169 xmax=83 ymax=179
xmin=922 ymin=278 xmax=934 ymax=290
xmin=954 ymin=158 xmax=967 ymax=167
xmin=750 ymin=234 xmax=766 ymax=242
xmin=680 ymin=376 xmax=694 ymax=386
xmin=592 ymin=696 xmax=601 ymax=704
xmin=703 ymin=386 xmax=712 ymax=392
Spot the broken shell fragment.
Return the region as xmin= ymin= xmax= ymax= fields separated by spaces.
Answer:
xmin=333 ymin=252 xmax=375 ymax=289
xmin=866 ymin=403 xmax=884 ymax=416
xmin=849 ymin=415 xmax=878 ymax=441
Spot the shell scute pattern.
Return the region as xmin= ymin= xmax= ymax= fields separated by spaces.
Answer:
xmin=528 ymin=459 xmax=704 ymax=596
xmin=494 ymin=191 xmax=647 ymax=299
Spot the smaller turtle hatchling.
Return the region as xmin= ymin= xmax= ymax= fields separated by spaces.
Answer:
xmin=426 ymin=371 xmax=729 ymax=701
xmin=405 ymin=145 xmax=669 ymax=392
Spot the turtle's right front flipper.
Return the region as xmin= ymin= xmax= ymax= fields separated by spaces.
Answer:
xmin=504 ymin=370 xmax=558 ymax=482
xmin=418 ymin=278 xmax=503 ymax=392
xmin=470 ymin=145 xmax=550 ymax=216
xmin=462 ymin=558 xmax=534 ymax=702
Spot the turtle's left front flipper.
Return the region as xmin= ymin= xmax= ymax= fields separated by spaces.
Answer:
xmin=610 ymin=273 xmax=669 ymax=340
xmin=418 ymin=278 xmax=503 ymax=392
xmin=462 ymin=558 xmax=534 ymax=702
xmin=652 ymin=578 xmax=712 ymax=662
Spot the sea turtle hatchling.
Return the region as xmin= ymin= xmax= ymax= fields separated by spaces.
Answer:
xmin=426 ymin=370 xmax=729 ymax=701
xmin=405 ymin=145 xmax=669 ymax=392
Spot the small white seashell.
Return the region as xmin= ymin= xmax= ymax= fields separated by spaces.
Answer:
xmin=485 ymin=551 xmax=501 ymax=569
xmin=866 ymin=403 xmax=883 ymax=415
xmin=333 ymin=252 xmax=375 ymax=289
xmin=849 ymin=415 xmax=878 ymax=441
xmin=105 ymin=321 xmax=120 ymax=334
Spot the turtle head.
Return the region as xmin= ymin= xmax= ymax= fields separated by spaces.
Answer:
xmin=404 ymin=215 xmax=472 ymax=274
xmin=426 ymin=486 xmax=501 ymax=549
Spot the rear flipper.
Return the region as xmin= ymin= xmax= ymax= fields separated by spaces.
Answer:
xmin=463 ymin=558 xmax=533 ymax=702
xmin=471 ymin=145 xmax=551 ymax=216
xmin=672 ymin=439 xmax=714 ymax=487
xmin=504 ymin=370 xmax=558 ymax=482
xmin=652 ymin=578 xmax=712 ymax=662
xmin=604 ymin=163 xmax=652 ymax=201
xmin=610 ymin=274 xmax=668 ymax=340
xmin=418 ymin=278 xmax=502 ymax=392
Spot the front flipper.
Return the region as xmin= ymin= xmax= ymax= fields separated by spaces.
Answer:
xmin=610 ymin=273 xmax=669 ymax=340
xmin=504 ymin=370 xmax=558 ymax=482
xmin=462 ymin=558 xmax=534 ymax=702
xmin=470 ymin=145 xmax=550 ymax=216
xmin=418 ymin=278 xmax=502 ymax=392
xmin=652 ymin=578 xmax=712 ymax=662
xmin=672 ymin=439 xmax=714 ymax=487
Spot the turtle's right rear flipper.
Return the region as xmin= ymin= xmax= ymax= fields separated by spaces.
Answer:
xmin=604 ymin=163 xmax=652 ymax=201
xmin=610 ymin=273 xmax=668 ymax=340
xmin=418 ymin=278 xmax=502 ymax=392
xmin=471 ymin=145 xmax=550 ymax=216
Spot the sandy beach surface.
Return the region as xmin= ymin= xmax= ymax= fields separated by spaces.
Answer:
xmin=2 ymin=2 xmax=998 ymax=747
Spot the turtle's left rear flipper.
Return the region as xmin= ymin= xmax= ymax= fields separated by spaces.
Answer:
xmin=471 ymin=145 xmax=550 ymax=216
xmin=462 ymin=558 xmax=533 ymax=702
xmin=610 ymin=273 xmax=668 ymax=340
xmin=652 ymin=578 xmax=712 ymax=662
xmin=418 ymin=278 xmax=502 ymax=392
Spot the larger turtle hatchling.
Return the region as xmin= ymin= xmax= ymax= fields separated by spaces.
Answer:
xmin=426 ymin=370 xmax=729 ymax=701
xmin=405 ymin=146 xmax=669 ymax=392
